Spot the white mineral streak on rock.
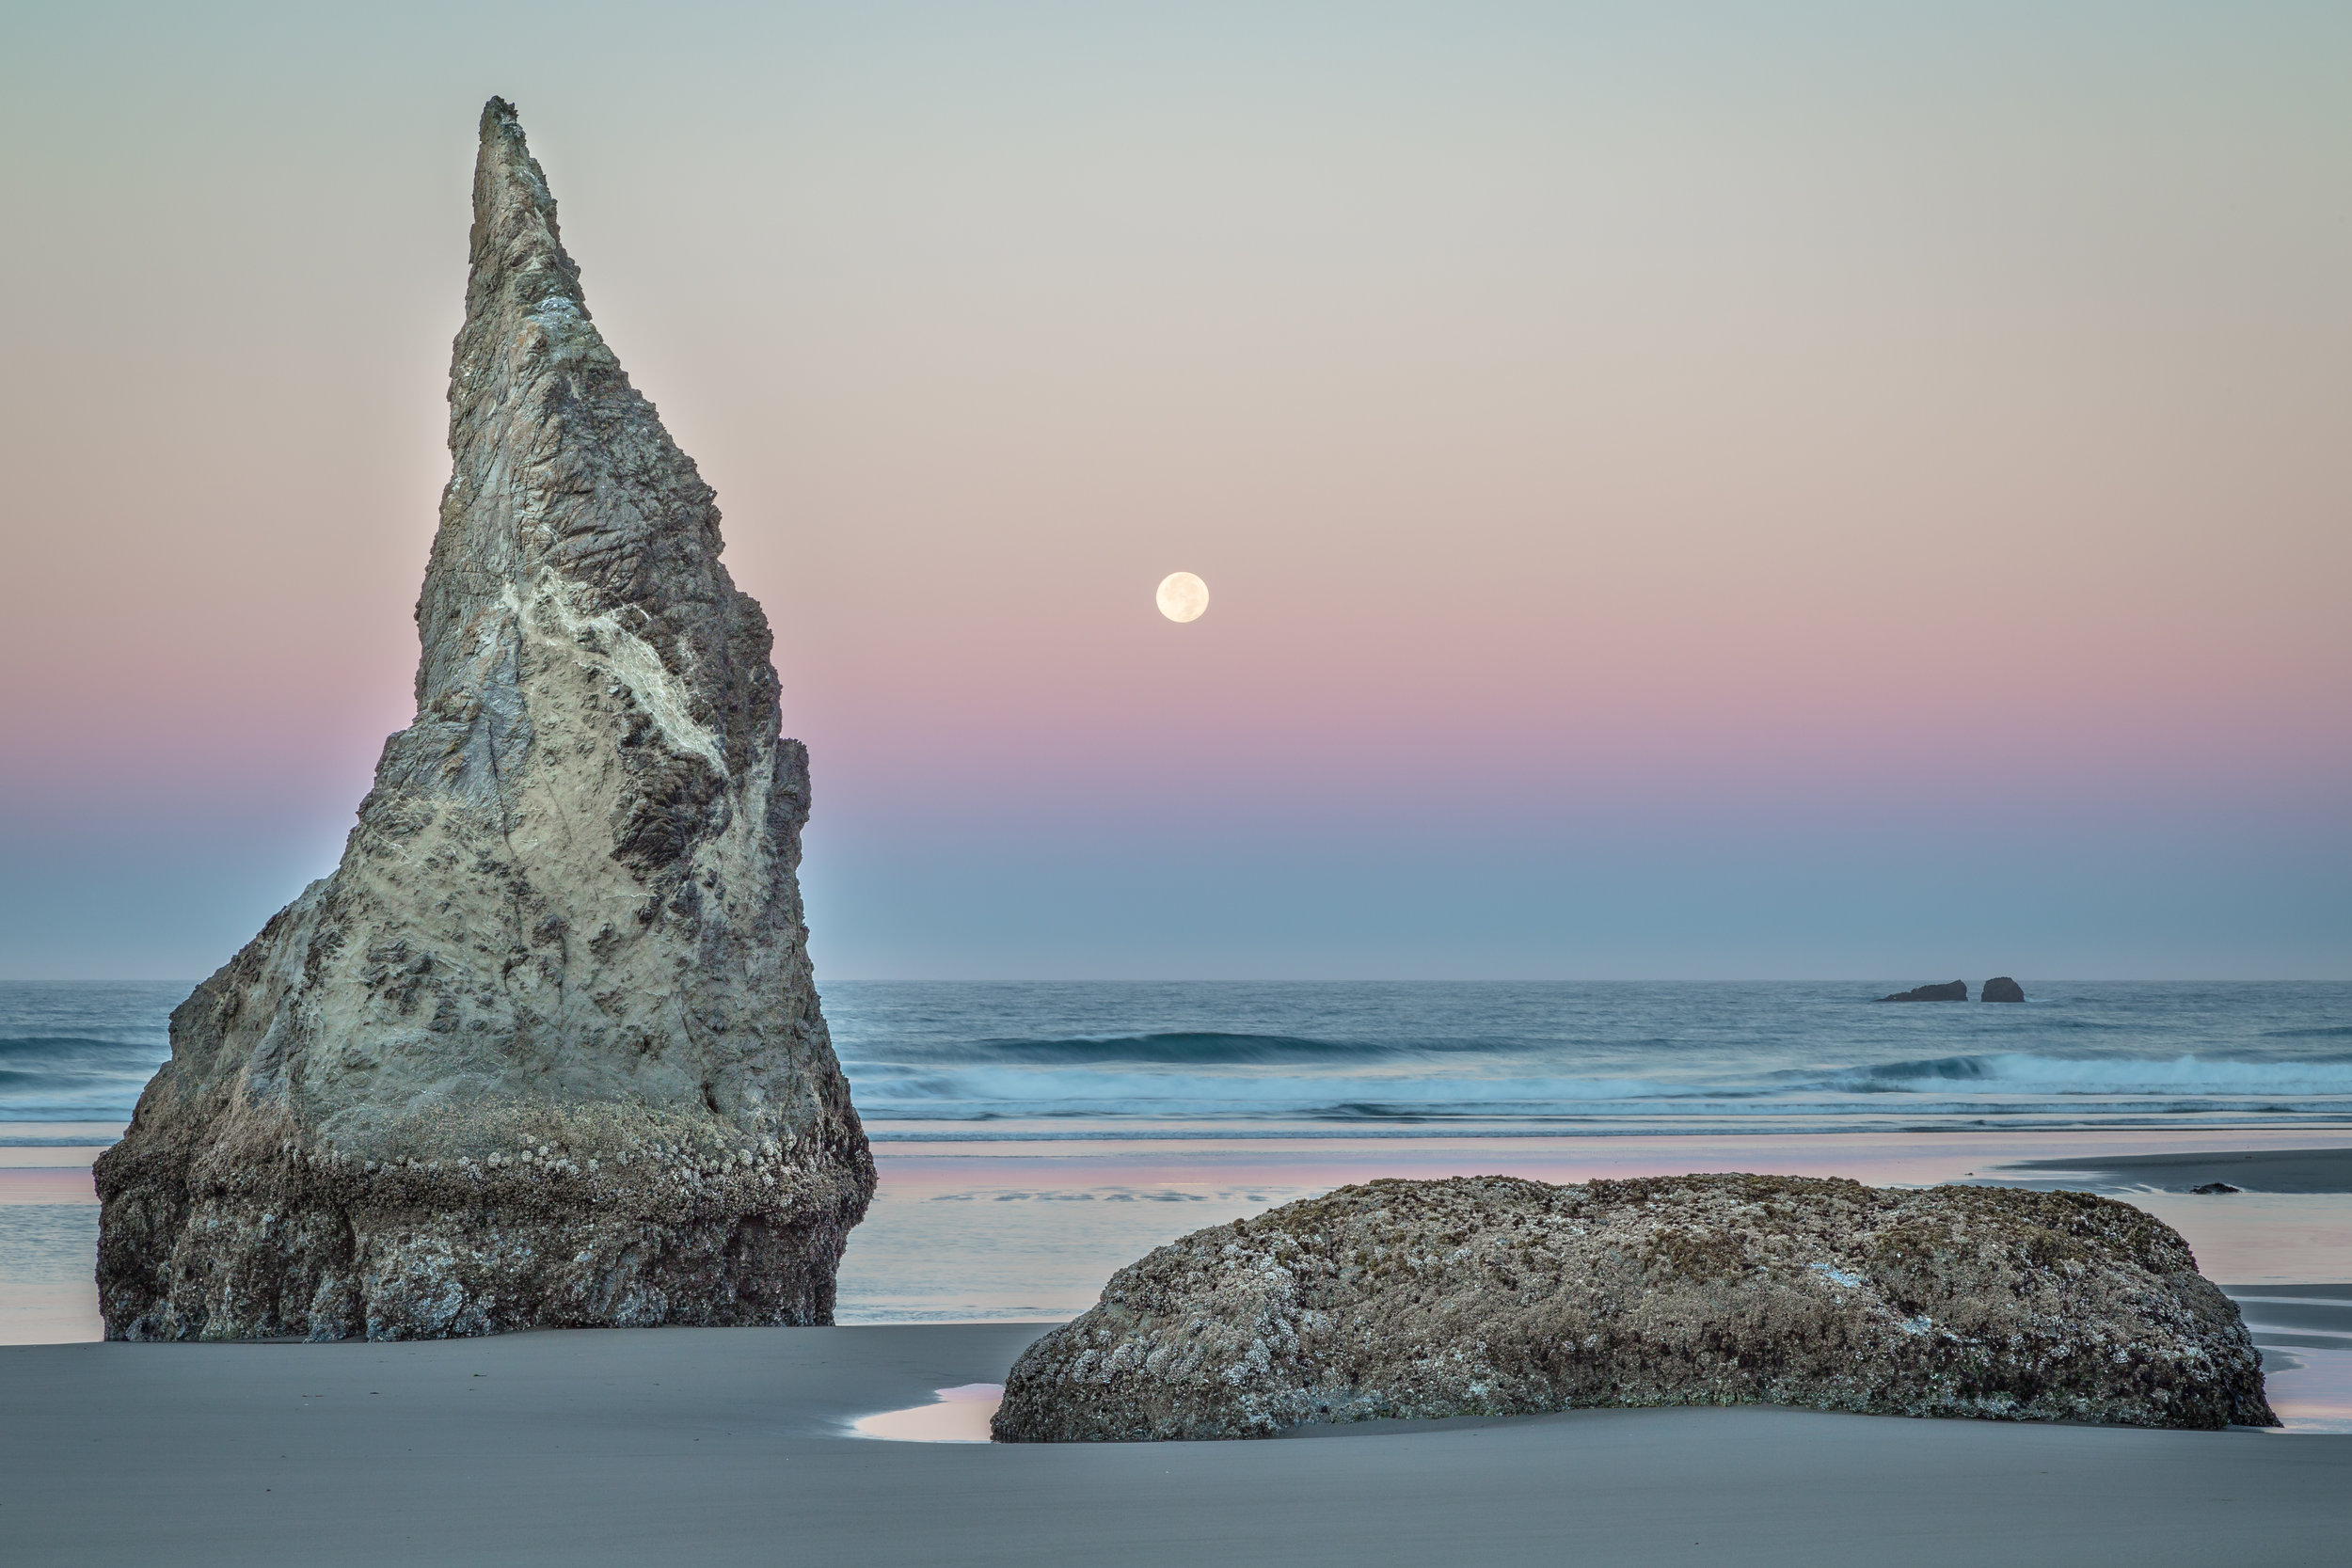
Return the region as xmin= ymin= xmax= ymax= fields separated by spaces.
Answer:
xmin=501 ymin=577 xmax=730 ymax=775
xmin=94 ymin=98 xmax=873 ymax=1342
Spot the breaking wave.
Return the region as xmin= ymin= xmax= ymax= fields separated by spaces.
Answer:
xmin=1823 ymin=1053 xmax=2352 ymax=1097
xmin=887 ymin=1031 xmax=1438 ymax=1066
xmin=0 ymin=1036 xmax=169 ymax=1121
xmin=836 ymin=1050 xmax=2352 ymax=1127
xmin=0 ymin=983 xmax=181 ymax=1123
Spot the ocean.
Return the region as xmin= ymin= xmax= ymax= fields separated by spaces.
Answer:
xmin=829 ymin=980 xmax=2352 ymax=1137
xmin=10 ymin=979 xmax=2352 ymax=1135
xmin=5 ymin=979 xmax=2349 ymax=1427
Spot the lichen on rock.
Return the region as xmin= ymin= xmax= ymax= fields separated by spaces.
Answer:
xmin=992 ymin=1174 xmax=2275 ymax=1441
xmin=94 ymin=99 xmax=873 ymax=1341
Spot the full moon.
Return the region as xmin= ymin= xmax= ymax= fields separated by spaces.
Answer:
xmin=1156 ymin=571 xmax=1210 ymax=623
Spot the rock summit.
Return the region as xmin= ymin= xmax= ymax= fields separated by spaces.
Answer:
xmin=993 ymin=1174 xmax=2273 ymax=1441
xmin=95 ymin=99 xmax=874 ymax=1340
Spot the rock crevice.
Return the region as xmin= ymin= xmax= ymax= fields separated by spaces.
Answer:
xmin=95 ymin=99 xmax=873 ymax=1341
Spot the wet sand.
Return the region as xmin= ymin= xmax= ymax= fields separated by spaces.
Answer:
xmin=2 ymin=1323 xmax=2346 ymax=1567
xmin=2005 ymin=1146 xmax=2352 ymax=1194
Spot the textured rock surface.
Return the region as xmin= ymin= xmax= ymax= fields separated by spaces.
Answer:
xmin=993 ymin=1174 xmax=2273 ymax=1441
xmin=1879 ymin=981 xmax=1969 ymax=1002
xmin=1982 ymin=976 xmax=2026 ymax=1003
xmin=94 ymin=99 xmax=873 ymax=1341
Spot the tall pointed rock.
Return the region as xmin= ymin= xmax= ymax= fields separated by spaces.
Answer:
xmin=95 ymin=100 xmax=875 ymax=1340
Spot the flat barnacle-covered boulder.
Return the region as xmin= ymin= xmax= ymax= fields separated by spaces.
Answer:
xmin=992 ymin=1174 xmax=2273 ymax=1441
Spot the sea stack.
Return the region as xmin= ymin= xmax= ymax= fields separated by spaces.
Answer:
xmin=1981 ymin=976 xmax=2026 ymax=1003
xmin=93 ymin=100 xmax=874 ymax=1340
xmin=1878 ymin=981 xmax=1968 ymax=1002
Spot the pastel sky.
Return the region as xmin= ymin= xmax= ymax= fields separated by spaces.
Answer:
xmin=2 ymin=2 xmax=2346 ymax=979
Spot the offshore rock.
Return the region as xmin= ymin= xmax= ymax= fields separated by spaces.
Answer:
xmin=993 ymin=1175 xmax=2274 ymax=1441
xmin=94 ymin=99 xmax=874 ymax=1341
xmin=1982 ymin=976 xmax=2026 ymax=1003
xmin=1879 ymin=980 xmax=1968 ymax=1002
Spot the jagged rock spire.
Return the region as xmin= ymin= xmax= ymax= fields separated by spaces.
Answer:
xmin=95 ymin=101 xmax=872 ymax=1342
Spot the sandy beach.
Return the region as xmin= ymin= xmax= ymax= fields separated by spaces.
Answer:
xmin=1 ymin=1322 xmax=2345 ymax=1567
xmin=8 ymin=1115 xmax=2352 ymax=1556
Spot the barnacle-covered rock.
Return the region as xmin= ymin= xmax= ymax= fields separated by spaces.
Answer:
xmin=94 ymin=100 xmax=872 ymax=1340
xmin=993 ymin=1175 xmax=2272 ymax=1440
